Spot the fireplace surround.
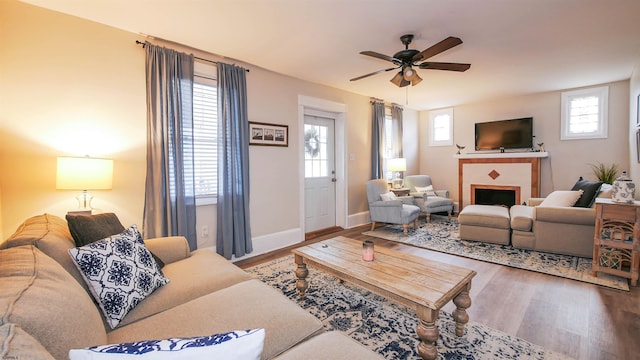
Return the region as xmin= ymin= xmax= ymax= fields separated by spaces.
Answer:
xmin=457 ymin=152 xmax=548 ymax=210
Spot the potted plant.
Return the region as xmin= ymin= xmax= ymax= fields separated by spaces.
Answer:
xmin=589 ymin=162 xmax=619 ymax=184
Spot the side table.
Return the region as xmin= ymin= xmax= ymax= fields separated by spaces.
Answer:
xmin=390 ymin=187 xmax=410 ymax=197
xmin=591 ymin=198 xmax=640 ymax=286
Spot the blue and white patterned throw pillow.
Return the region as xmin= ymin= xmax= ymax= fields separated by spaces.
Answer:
xmin=68 ymin=329 xmax=265 ymax=360
xmin=68 ymin=225 xmax=169 ymax=329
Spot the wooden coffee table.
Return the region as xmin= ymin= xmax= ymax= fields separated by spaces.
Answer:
xmin=291 ymin=236 xmax=477 ymax=360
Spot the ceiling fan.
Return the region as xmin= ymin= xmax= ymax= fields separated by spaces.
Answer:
xmin=350 ymin=34 xmax=471 ymax=87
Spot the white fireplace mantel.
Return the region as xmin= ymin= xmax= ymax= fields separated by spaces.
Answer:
xmin=454 ymin=151 xmax=548 ymax=159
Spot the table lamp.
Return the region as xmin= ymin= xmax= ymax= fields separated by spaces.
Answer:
xmin=388 ymin=158 xmax=406 ymax=189
xmin=56 ymin=156 xmax=113 ymax=212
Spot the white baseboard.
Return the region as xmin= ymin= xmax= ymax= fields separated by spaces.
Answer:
xmin=230 ymin=227 xmax=303 ymax=261
xmin=228 ymin=212 xmax=372 ymax=261
xmin=347 ymin=211 xmax=370 ymax=229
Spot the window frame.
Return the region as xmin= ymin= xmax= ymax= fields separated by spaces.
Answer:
xmin=560 ymin=86 xmax=608 ymax=140
xmin=428 ymin=107 xmax=454 ymax=146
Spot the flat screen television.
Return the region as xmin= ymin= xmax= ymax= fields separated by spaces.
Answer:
xmin=474 ymin=117 xmax=533 ymax=151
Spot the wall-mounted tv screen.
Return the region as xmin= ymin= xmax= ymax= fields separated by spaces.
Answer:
xmin=474 ymin=117 xmax=533 ymax=151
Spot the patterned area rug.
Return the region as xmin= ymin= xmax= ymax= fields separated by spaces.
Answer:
xmin=362 ymin=215 xmax=629 ymax=291
xmin=247 ymin=256 xmax=571 ymax=360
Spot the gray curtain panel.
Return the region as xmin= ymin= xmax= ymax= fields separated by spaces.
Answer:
xmin=142 ymin=43 xmax=198 ymax=251
xmin=216 ymin=63 xmax=252 ymax=259
xmin=391 ymin=104 xmax=403 ymax=158
xmin=370 ymin=100 xmax=385 ymax=180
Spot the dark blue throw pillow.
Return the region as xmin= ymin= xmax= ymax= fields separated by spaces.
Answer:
xmin=571 ymin=177 xmax=603 ymax=208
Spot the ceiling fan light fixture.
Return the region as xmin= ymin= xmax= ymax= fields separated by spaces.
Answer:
xmin=411 ymin=73 xmax=423 ymax=86
xmin=390 ymin=71 xmax=404 ymax=87
xmin=403 ymin=67 xmax=416 ymax=81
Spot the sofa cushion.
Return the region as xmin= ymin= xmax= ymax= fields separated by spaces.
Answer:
xmin=510 ymin=205 xmax=534 ymax=231
xmin=274 ymin=331 xmax=384 ymax=360
xmin=0 ymin=246 xmax=107 ymax=360
xmin=0 ymin=214 xmax=88 ymax=288
xmin=66 ymin=212 xmax=126 ymax=246
xmin=70 ymin=329 xmax=265 ymax=360
xmin=117 ymin=248 xmax=252 ymax=327
xmin=539 ymin=190 xmax=583 ymax=207
xmin=0 ymin=323 xmax=55 ymax=360
xmin=571 ymin=178 xmax=603 ymax=208
xmin=458 ymin=205 xmax=510 ymax=229
xmin=107 ymin=279 xmax=324 ymax=359
xmin=68 ymin=225 xmax=169 ymax=329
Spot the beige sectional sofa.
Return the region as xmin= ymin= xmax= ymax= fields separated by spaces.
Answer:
xmin=459 ymin=185 xmax=613 ymax=258
xmin=0 ymin=214 xmax=383 ymax=359
xmin=510 ymin=198 xmax=597 ymax=258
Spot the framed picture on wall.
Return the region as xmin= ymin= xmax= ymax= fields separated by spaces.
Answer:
xmin=249 ymin=121 xmax=288 ymax=147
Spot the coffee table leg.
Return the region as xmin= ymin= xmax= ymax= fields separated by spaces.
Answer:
xmin=452 ymin=282 xmax=472 ymax=337
xmin=294 ymin=254 xmax=309 ymax=300
xmin=416 ymin=307 xmax=439 ymax=360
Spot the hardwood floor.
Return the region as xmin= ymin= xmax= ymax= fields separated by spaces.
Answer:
xmin=235 ymin=225 xmax=640 ymax=360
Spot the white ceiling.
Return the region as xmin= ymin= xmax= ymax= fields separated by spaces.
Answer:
xmin=20 ymin=0 xmax=640 ymax=110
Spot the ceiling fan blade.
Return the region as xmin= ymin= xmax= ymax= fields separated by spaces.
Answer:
xmin=418 ymin=62 xmax=471 ymax=72
xmin=412 ymin=36 xmax=463 ymax=62
xmin=350 ymin=67 xmax=397 ymax=81
xmin=360 ymin=51 xmax=401 ymax=64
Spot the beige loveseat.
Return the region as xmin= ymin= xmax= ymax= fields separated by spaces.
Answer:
xmin=510 ymin=188 xmax=612 ymax=258
xmin=0 ymin=214 xmax=382 ymax=359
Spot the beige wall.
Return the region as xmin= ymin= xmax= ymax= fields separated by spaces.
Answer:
xmin=0 ymin=1 xmax=147 ymax=238
xmin=419 ymin=80 xmax=631 ymax=204
xmin=0 ymin=1 xmax=385 ymax=253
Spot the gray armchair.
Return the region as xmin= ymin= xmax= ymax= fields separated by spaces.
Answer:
xmin=404 ymin=175 xmax=454 ymax=222
xmin=366 ymin=179 xmax=420 ymax=235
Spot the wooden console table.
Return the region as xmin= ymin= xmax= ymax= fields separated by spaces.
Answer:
xmin=592 ymin=198 xmax=640 ymax=286
xmin=389 ymin=187 xmax=410 ymax=197
xmin=292 ymin=237 xmax=476 ymax=360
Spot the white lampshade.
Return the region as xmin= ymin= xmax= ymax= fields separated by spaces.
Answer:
xmin=387 ymin=158 xmax=407 ymax=172
xmin=57 ymin=157 xmax=113 ymax=190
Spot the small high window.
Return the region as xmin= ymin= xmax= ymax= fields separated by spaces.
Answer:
xmin=561 ymin=86 xmax=608 ymax=140
xmin=428 ymin=107 xmax=453 ymax=146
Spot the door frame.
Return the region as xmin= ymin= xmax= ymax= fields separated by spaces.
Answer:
xmin=298 ymin=95 xmax=347 ymax=235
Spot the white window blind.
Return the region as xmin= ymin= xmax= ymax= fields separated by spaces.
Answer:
xmin=193 ymin=82 xmax=218 ymax=197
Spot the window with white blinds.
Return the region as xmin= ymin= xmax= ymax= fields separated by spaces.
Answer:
xmin=193 ymin=82 xmax=217 ymax=198
xmin=561 ymin=86 xmax=608 ymax=140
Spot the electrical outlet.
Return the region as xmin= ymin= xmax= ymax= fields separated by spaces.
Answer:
xmin=201 ymin=225 xmax=209 ymax=238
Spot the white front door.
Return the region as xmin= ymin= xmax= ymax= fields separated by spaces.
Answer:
xmin=304 ymin=114 xmax=336 ymax=233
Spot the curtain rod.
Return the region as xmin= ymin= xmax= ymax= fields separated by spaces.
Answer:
xmin=135 ymin=40 xmax=249 ymax=72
